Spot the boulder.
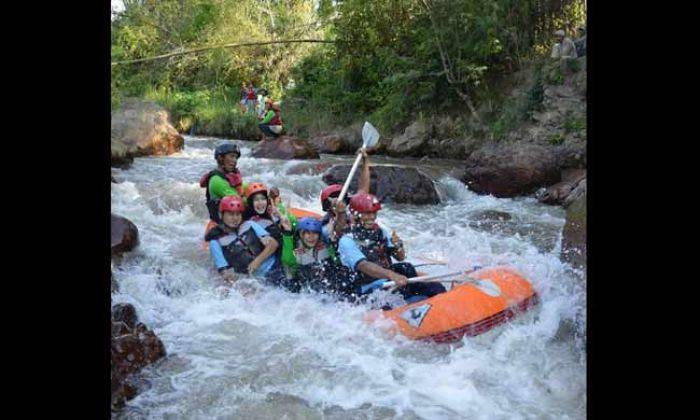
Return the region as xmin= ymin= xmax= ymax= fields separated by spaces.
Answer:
xmin=111 ymin=214 xmax=139 ymax=256
xmin=112 ymin=303 xmax=138 ymax=329
xmin=111 ymin=99 xmax=185 ymax=167
xmin=251 ymin=136 xmax=320 ymax=160
xmin=111 ymin=303 xmax=166 ymax=409
xmin=537 ymin=169 xmax=586 ymax=205
xmin=309 ymin=134 xmax=348 ymax=154
xmin=560 ymin=186 xmax=586 ymax=270
xmin=462 ymin=143 xmax=578 ymax=197
xmin=322 ymin=165 xmax=439 ymax=205
xmin=562 ymin=178 xmax=586 ymax=208
xmin=285 ymin=162 xmax=335 ymax=176
xmin=468 ymin=210 xmax=513 ymax=231
xmin=387 ymin=120 xmax=431 ymax=156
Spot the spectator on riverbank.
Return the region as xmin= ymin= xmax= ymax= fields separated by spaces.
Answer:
xmin=550 ymin=29 xmax=578 ymax=59
xmin=259 ymin=102 xmax=283 ymax=140
xmin=239 ymin=82 xmax=248 ymax=113
xmin=246 ymin=82 xmax=258 ymax=114
xmin=256 ymin=88 xmax=270 ymax=118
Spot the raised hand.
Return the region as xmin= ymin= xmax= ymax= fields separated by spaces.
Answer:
xmin=269 ymin=187 xmax=281 ymax=206
xmin=280 ymin=214 xmax=292 ymax=232
xmin=391 ymin=230 xmax=402 ymax=246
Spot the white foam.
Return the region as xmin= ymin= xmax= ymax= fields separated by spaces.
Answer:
xmin=112 ymin=136 xmax=585 ymax=419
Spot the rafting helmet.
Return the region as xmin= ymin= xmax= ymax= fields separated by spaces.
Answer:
xmin=320 ymin=184 xmax=342 ymax=211
xmin=245 ymin=182 xmax=268 ymax=199
xmin=349 ymin=192 xmax=381 ymax=214
xmin=219 ymin=195 xmax=245 ymax=214
xmin=297 ymin=217 xmax=323 ymax=234
xmin=214 ymin=142 xmax=241 ymax=160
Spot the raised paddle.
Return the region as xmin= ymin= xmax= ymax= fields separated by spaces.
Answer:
xmin=336 ymin=121 xmax=381 ymax=204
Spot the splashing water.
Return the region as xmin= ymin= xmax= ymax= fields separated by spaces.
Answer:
xmin=111 ymin=136 xmax=586 ymax=419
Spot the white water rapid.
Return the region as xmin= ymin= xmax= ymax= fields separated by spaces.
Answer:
xmin=111 ymin=136 xmax=586 ymax=419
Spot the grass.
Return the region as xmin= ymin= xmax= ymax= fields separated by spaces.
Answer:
xmin=488 ymin=63 xmax=545 ymax=141
xmin=141 ymin=87 xmax=261 ymax=140
xmin=563 ymin=114 xmax=586 ymax=133
xmin=548 ymin=132 xmax=566 ymax=145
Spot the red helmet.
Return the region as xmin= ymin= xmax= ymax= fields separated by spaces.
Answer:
xmin=349 ymin=192 xmax=381 ymax=214
xmin=321 ymin=184 xmax=343 ymax=203
xmin=245 ymin=182 xmax=268 ymax=199
xmin=219 ymin=195 xmax=245 ymax=213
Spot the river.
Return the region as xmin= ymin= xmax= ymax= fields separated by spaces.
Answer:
xmin=111 ymin=135 xmax=586 ymax=419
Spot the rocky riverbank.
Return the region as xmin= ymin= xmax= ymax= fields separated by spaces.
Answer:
xmin=111 ymin=213 xmax=167 ymax=409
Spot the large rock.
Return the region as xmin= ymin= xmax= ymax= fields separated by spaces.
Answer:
xmin=111 ymin=303 xmax=166 ymax=410
xmin=537 ymin=169 xmax=586 ymax=205
xmin=309 ymin=134 xmax=348 ymax=154
xmin=308 ymin=123 xmax=364 ymax=154
xmin=560 ymin=185 xmax=586 ymax=270
xmin=462 ymin=143 xmax=583 ymax=197
xmin=111 ymin=214 xmax=139 ymax=256
xmin=251 ymin=136 xmax=320 ymax=160
xmin=387 ymin=120 xmax=431 ymax=156
xmin=323 ymin=165 xmax=439 ymax=205
xmin=285 ymin=161 xmax=335 ymax=176
xmin=111 ymin=99 xmax=185 ymax=167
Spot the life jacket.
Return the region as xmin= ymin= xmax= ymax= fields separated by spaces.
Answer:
xmin=247 ymin=87 xmax=256 ymax=100
xmin=291 ymin=238 xmax=353 ymax=294
xmin=270 ymin=113 xmax=283 ymax=126
xmin=248 ymin=214 xmax=283 ymax=245
xmin=349 ymin=224 xmax=392 ymax=284
xmin=205 ymin=223 xmax=265 ymax=274
xmin=199 ymin=169 xmax=244 ymax=222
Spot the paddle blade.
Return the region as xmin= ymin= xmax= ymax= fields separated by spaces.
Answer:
xmin=362 ymin=121 xmax=380 ymax=149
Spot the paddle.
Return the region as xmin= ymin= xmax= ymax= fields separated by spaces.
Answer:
xmin=336 ymin=121 xmax=380 ymax=204
xmin=360 ymin=270 xmax=480 ymax=294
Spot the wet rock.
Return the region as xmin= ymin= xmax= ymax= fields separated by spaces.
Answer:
xmin=323 ymin=165 xmax=439 ymax=205
xmin=560 ymin=186 xmax=586 ymax=270
xmin=471 ymin=210 xmax=513 ymax=222
xmin=111 ymin=214 xmax=139 ymax=256
xmin=554 ymin=143 xmax=587 ymax=169
xmin=563 ymin=178 xmax=586 ymax=208
xmin=111 ymin=304 xmax=166 ymax=410
xmin=462 ymin=143 xmax=570 ymax=197
xmin=468 ymin=210 xmax=513 ymax=232
xmin=111 ymin=99 xmax=184 ymax=167
xmin=112 ymin=303 xmax=138 ymax=330
xmin=335 ymin=122 xmax=364 ymax=150
xmin=285 ymin=161 xmax=335 ymax=176
xmin=251 ymin=136 xmax=320 ymax=160
xmin=538 ymin=169 xmax=586 ymax=205
xmin=309 ymin=134 xmax=349 ymax=154
xmin=387 ymin=120 xmax=430 ymax=156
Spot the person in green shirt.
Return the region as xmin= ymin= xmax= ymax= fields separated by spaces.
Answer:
xmin=278 ymin=216 xmax=355 ymax=297
xmin=259 ymin=102 xmax=283 ymax=140
xmin=199 ymin=142 xmax=249 ymax=223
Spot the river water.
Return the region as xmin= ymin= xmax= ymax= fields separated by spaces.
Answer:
xmin=111 ymin=135 xmax=586 ymax=419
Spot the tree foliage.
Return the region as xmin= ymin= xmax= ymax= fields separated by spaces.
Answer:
xmin=111 ymin=0 xmax=585 ymax=138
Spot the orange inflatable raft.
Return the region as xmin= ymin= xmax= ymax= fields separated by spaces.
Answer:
xmin=364 ymin=266 xmax=539 ymax=343
xmin=203 ymin=208 xmax=539 ymax=342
